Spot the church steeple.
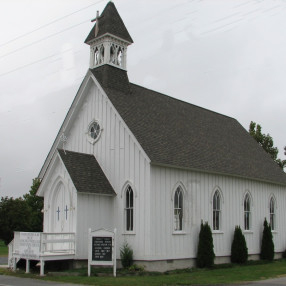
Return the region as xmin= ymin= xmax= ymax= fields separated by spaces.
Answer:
xmin=85 ymin=2 xmax=133 ymax=70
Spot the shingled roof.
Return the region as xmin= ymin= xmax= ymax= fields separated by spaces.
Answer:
xmin=85 ymin=2 xmax=133 ymax=44
xmin=91 ymin=65 xmax=286 ymax=186
xmin=58 ymin=149 xmax=116 ymax=195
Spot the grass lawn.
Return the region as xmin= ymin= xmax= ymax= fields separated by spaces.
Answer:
xmin=0 ymin=260 xmax=286 ymax=285
xmin=0 ymin=240 xmax=8 ymax=256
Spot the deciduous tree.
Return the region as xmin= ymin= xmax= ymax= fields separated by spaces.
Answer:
xmin=249 ymin=121 xmax=286 ymax=170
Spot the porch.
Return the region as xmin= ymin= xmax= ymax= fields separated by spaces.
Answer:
xmin=8 ymin=232 xmax=75 ymax=275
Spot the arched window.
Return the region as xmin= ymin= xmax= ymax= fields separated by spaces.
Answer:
xmin=174 ymin=187 xmax=183 ymax=231
xmin=125 ymin=186 xmax=134 ymax=231
xmin=213 ymin=190 xmax=221 ymax=230
xmin=244 ymin=193 xmax=251 ymax=230
xmin=270 ymin=197 xmax=275 ymax=231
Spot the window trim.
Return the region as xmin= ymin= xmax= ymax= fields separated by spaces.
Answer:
xmin=269 ymin=195 xmax=276 ymax=231
xmin=124 ymin=185 xmax=135 ymax=233
xmin=174 ymin=187 xmax=184 ymax=231
xmin=244 ymin=193 xmax=252 ymax=231
xmin=212 ymin=188 xmax=223 ymax=231
xmin=86 ymin=119 xmax=102 ymax=144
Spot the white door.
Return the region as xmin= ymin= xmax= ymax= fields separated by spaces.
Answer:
xmin=53 ymin=183 xmax=71 ymax=233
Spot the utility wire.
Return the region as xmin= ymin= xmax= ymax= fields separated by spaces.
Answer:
xmin=0 ymin=0 xmax=105 ymax=49
xmin=0 ymin=19 xmax=90 ymax=60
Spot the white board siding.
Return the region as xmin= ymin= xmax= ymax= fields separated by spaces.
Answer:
xmin=59 ymin=78 xmax=151 ymax=259
xmin=75 ymin=193 xmax=114 ymax=259
xmin=150 ymin=165 xmax=286 ymax=260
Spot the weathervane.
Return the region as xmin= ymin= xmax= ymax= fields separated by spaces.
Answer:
xmin=60 ymin=132 xmax=67 ymax=154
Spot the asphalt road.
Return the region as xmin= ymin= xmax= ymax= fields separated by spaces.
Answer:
xmin=1 ymin=274 xmax=286 ymax=286
xmin=0 ymin=275 xmax=85 ymax=286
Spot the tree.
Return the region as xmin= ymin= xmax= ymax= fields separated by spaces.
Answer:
xmin=231 ymin=226 xmax=248 ymax=264
xmin=23 ymin=178 xmax=43 ymax=232
xmin=249 ymin=121 xmax=286 ymax=170
xmin=260 ymin=218 xmax=274 ymax=261
xmin=0 ymin=197 xmax=32 ymax=245
xmin=197 ymin=221 xmax=215 ymax=268
xmin=0 ymin=178 xmax=43 ymax=245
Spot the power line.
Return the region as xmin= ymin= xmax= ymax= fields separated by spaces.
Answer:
xmin=0 ymin=19 xmax=90 ymax=60
xmin=0 ymin=48 xmax=75 ymax=77
xmin=0 ymin=0 xmax=105 ymax=49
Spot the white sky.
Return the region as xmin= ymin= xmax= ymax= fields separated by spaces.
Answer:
xmin=0 ymin=0 xmax=285 ymax=197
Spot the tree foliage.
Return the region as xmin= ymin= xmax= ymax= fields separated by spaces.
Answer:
xmin=231 ymin=226 xmax=248 ymax=264
xmin=260 ymin=218 xmax=274 ymax=261
xmin=0 ymin=197 xmax=32 ymax=245
xmin=0 ymin=178 xmax=42 ymax=245
xmin=249 ymin=121 xmax=286 ymax=170
xmin=197 ymin=221 xmax=215 ymax=268
xmin=23 ymin=178 xmax=43 ymax=232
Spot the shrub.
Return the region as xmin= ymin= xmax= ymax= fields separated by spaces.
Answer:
xmin=282 ymin=250 xmax=286 ymax=259
xmin=197 ymin=221 xmax=215 ymax=268
xmin=120 ymin=242 xmax=133 ymax=268
xmin=260 ymin=218 xmax=274 ymax=261
xmin=231 ymin=226 xmax=248 ymax=263
xmin=128 ymin=264 xmax=145 ymax=272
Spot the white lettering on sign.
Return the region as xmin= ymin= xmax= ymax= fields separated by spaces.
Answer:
xmin=19 ymin=232 xmax=41 ymax=259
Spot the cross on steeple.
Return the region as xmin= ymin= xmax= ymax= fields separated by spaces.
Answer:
xmin=56 ymin=206 xmax=60 ymax=221
xmin=64 ymin=205 xmax=69 ymax=220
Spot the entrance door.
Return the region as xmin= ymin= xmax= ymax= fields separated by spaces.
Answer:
xmin=53 ymin=183 xmax=71 ymax=233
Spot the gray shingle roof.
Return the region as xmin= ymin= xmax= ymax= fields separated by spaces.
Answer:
xmin=91 ymin=65 xmax=286 ymax=186
xmin=85 ymin=2 xmax=133 ymax=44
xmin=58 ymin=149 xmax=116 ymax=195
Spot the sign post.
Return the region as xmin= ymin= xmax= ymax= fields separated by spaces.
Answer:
xmin=88 ymin=228 xmax=117 ymax=277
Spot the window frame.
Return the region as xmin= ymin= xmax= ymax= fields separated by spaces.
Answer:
xmin=244 ymin=193 xmax=251 ymax=231
xmin=269 ymin=196 xmax=275 ymax=231
xmin=212 ymin=190 xmax=221 ymax=231
xmin=125 ymin=185 xmax=134 ymax=232
xmin=174 ymin=187 xmax=184 ymax=232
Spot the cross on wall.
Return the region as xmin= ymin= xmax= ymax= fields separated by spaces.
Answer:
xmin=56 ymin=206 xmax=60 ymax=221
xmin=64 ymin=205 xmax=69 ymax=220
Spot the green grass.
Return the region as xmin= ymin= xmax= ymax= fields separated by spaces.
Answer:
xmin=0 ymin=240 xmax=8 ymax=256
xmin=1 ymin=260 xmax=286 ymax=285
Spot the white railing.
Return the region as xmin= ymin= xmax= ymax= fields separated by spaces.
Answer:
xmin=40 ymin=232 xmax=75 ymax=254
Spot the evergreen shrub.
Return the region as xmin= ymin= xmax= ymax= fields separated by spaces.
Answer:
xmin=260 ymin=218 xmax=274 ymax=261
xmin=197 ymin=221 xmax=215 ymax=268
xmin=120 ymin=242 xmax=133 ymax=268
xmin=231 ymin=226 xmax=248 ymax=263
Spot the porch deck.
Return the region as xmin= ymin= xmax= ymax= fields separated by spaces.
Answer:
xmin=9 ymin=232 xmax=76 ymax=275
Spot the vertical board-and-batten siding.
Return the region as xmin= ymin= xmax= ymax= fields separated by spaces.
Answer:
xmin=151 ymin=165 xmax=286 ymax=260
xmin=63 ymin=77 xmax=151 ymax=259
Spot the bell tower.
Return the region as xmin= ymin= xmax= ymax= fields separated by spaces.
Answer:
xmin=85 ymin=2 xmax=133 ymax=71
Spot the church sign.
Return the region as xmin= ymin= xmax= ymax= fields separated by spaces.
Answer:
xmin=88 ymin=228 xmax=117 ymax=277
xmin=19 ymin=232 xmax=41 ymax=260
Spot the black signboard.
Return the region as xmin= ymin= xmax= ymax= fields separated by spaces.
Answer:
xmin=92 ymin=237 xmax=112 ymax=261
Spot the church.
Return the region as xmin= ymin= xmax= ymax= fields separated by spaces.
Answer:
xmin=36 ymin=2 xmax=286 ymax=271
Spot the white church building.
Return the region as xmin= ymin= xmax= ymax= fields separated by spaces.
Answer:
xmin=32 ymin=2 xmax=286 ymax=271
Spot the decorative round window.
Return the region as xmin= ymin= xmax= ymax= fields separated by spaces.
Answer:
xmin=87 ymin=120 xmax=102 ymax=144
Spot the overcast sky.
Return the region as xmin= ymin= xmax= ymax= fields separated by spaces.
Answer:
xmin=0 ymin=0 xmax=285 ymax=198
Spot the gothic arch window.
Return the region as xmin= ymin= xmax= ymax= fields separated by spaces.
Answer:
xmin=213 ymin=190 xmax=221 ymax=231
xmin=244 ymin=193 xmax=251 ymax=230
xmin=269 ymin=196 xmax=276 ymax=231
xmin=125 ymin=185 xmax=134 ymax=231
xmin=174 ymin=186 xmax=183 ymax=231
